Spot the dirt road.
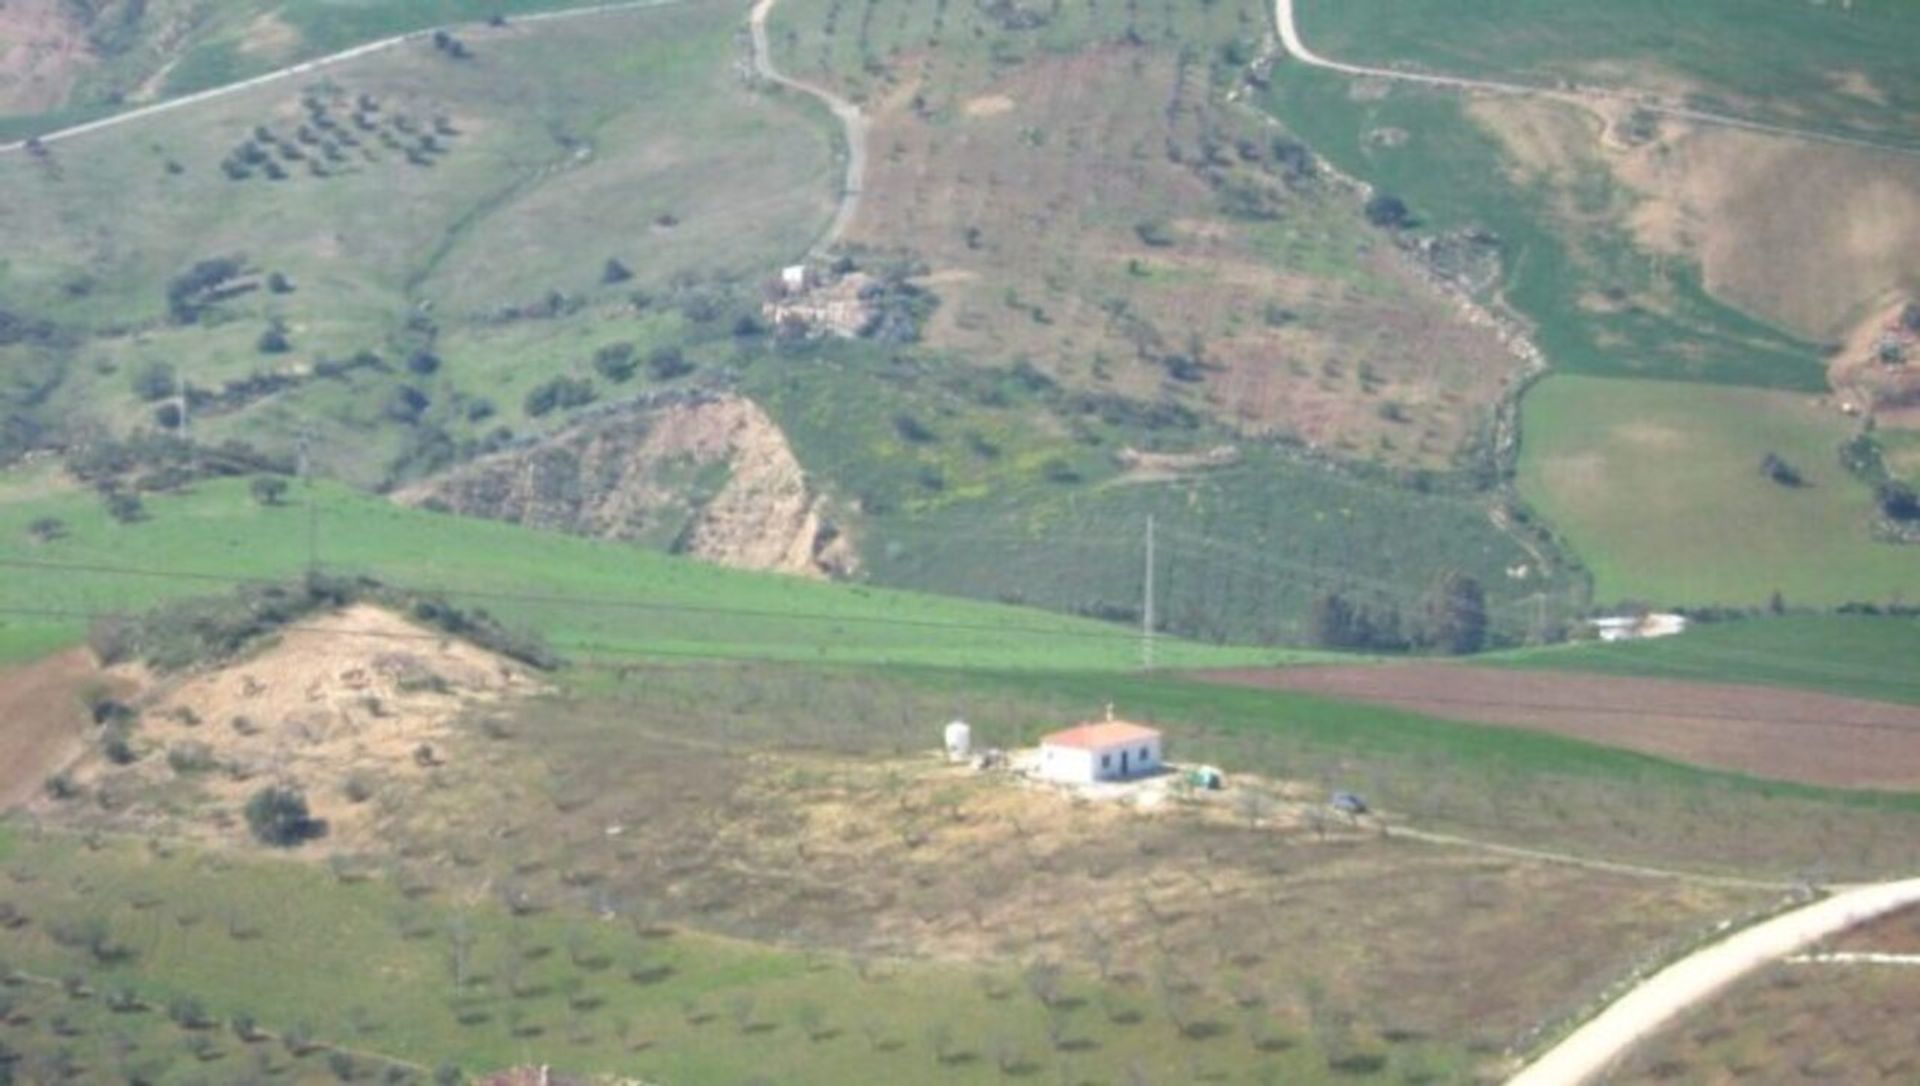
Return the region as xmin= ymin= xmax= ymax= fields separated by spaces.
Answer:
xmin=1273 ymin=0 xmax=1920 ymax=160
xmin=1509 ymin=876 xmax=1920 ymax=1085
xmin=748 ymin=0 xmax=864 ymax=252
xmin=0 ymin=0 xmax=689 ymax=156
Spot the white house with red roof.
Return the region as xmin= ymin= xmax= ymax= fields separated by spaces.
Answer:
xmin=1038 ymin=706 xmax=1163 ymax=785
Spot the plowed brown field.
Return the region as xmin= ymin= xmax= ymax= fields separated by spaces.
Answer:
xmin=1200 ymin=664 xmax=1920 ymax=790
xmin=0 ymin=648 xmax=98 ymax=807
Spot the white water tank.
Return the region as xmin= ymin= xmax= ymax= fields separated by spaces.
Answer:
xmin=943 ymin=720 xmax=972 ymax=761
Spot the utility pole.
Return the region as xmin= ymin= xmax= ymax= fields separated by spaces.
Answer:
xmin=298 ymin=428 xmax=318 ymax=575
xmin=1142 ymin=514 xmax=1156 ymax=670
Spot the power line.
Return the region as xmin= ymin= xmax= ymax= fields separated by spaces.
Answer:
xmin=0 ymin=556 xmax=1201 ymax=647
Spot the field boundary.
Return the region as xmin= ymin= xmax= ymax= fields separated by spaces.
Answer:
xmin=0 ymin=0 xmax=694 ymax=156
xmin=1275 ymin=0 xmax=1920 ymax=160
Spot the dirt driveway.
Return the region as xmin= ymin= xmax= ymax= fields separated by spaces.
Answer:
xmin=1200 ymin=664 xmax=1920 ymax=790
xmin=0 ymin=648 xmax=98 ymax=807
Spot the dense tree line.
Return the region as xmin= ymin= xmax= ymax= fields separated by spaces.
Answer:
xmin=1308 ymin=572 xmax=1488 ymax=654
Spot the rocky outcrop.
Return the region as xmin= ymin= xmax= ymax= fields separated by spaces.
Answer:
xmin=396 ymin=394 xmax=854 ymax=578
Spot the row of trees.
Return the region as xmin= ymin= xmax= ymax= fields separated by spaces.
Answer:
xmin=1307 ymin=572 xmax=1488 ymax=654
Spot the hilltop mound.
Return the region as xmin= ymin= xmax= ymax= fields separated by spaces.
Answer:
xmin=397 ymin=393 xmax=855 ymax=579
xmin=64 ymin=604 xmax=541 ymax=848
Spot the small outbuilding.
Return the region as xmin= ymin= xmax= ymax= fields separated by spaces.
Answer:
xmin=1038 ymin=707 xmax=1163 ymax=785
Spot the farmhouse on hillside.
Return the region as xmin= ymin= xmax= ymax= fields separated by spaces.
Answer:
xmin=1038 ymin=708 xmax=1163 ymax=784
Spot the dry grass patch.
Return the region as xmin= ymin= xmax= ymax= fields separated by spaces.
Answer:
xmin=53 ymin=604 xmax=542 ymax=851
xmin=1472 ymin=94 xmax=1920 ymax=343
xmin=0 ymin=0 xmax=94 ymax=114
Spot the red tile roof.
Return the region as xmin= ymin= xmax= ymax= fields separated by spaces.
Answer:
xmin=1041 ymin=721 xmax=1160 ymax=750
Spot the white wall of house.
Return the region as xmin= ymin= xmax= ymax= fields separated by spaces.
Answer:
xmin=1040 ymin=744 xmax=1097 ymax=784
xmin=1039 ymin=736 xmax=1162 ymax=783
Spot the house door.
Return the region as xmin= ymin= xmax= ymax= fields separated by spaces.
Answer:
xmin=1119 ymin=750 xmax=1130 ymax=777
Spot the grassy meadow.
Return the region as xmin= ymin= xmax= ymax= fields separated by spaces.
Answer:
xmin=1292 ymin=0 xmax=1920 ymax=145
xmin=0 ymin=474 xmax=1289 ymax=671
xmin=0 ymin=0 xmax=834 ymax=485
xmin=1515 ymin=375 xmax=1916 ymax=608
xmin=1491 ymin=614 xmax=1920 ymax=707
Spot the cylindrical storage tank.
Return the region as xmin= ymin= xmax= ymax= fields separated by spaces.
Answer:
xmin=944 ymin=720 xmax=972 ymax=761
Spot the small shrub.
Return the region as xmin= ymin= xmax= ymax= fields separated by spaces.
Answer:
xmin=523 ymin=377 xmax=595 ymax=417
xmin=646 ymin=346 xmax=693 ymax=380
xmin=104 ymin=490 xmax=146 ymax=524
xmin=1134 ymin=219 xmax=1176 ymax=247
xmin=257 ymin=326 xmax=291 ymax=354
xmin=168 ymin=996 xmax=212 ymax=1029
xmin=1760 ymin=452 xmax=1804 ymax=487
xmin=167 ymin=742 xmax=216 ymax=775
xmin=601 ymin=258 xmax=633 ymax=284
xmin=131 ymin=362 xmax=178 ymax=402
xmin=103 ymin=728 xmax=139 ymax=765
xmin=592 ymin=343 xmax=637 ymax=382
xmin=1364 ymin=193 xmax=1412 ymax=229
xmin=244 ymin=786 xmax=320 ymax=847
xmin=893 ymin=413 xmax=937 ymax=444
xmin=250 ymin=476 xmax=289 ymax=506
xmin=25 ymin=517 xmax=66 ymax=542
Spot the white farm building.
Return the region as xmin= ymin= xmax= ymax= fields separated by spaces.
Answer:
xmin=1038 ymin=712 xmax=1163 ymax=785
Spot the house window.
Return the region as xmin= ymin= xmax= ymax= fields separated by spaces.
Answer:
xmin=1140 ymin=746 xmax=1150 ymax=760
xmin=1100 ymin=754 xmax=1111 ymax=768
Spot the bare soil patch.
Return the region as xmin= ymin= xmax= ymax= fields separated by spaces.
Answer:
xmin=396 ymin=394 xmax=853 ymax=577
xmin=1198 ymin=665 xmax=1920 ymax=790
xmin=1829 ymin=906 xmax=1920 ymax=955
xmin=0 ymin=648 xmax=108 ymax=807
xmin=0 ymin=0 xmax=94 ymax=114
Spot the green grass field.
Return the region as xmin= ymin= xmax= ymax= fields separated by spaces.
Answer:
xmin=1292 ymin=0 xmax=1920 ymax=145
xmin=1490 ymin=614 xmax=1920 ymax=706
xmin=1515 ymin=375 xmax=1917 ymax=608
xmin=0 ymin=0 xmax=833 ymax=486
xmin=0 ymin=474 xmax=1288 ymax=671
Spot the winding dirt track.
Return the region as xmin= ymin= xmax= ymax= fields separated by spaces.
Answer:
xmin=1274 ymin=0 xmax=1920 ymax=160
xmin=748 ymin=0 xmax=865 ymax=253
